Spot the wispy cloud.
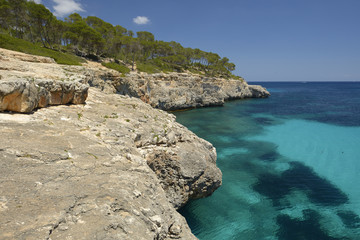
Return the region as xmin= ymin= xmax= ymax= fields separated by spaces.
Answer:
xmin=133 ymin=16 xmax=150 ymax=25
xmin=52 ymin=0 xmax=84 ymax=17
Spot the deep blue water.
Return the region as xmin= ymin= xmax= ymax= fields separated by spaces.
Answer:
xmin=175 ymin=82 xmax=360 ymax=240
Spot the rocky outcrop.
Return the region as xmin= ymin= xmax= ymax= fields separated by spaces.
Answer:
xmin=0 ymin=88 xmax=221 ymax=239
xmin=0 ymin=78 xmax=88 ymax=112
xmin=0 ymin=48 xmax=269 ymax=113
xmin=115 ymin=73 xmax=270 ymax=110
xmin=0 ymin=48 xmax=269 ymax=239
xmin=138 ymin=128 xmax=221 ymax=209
xmin=0 ymin=49 xmax=88 ymax=113
xmin=96 ymin=72 xmax=270 ymax=110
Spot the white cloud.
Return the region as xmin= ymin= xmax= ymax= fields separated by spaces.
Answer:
xmin=133 ymin=16 xmax=150 ymax=25
xmin=52 ymin=0 xmax=85 ymax=17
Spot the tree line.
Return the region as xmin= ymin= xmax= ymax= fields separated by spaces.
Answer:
xmin=0 ymin=0 xmax=239 ymax=78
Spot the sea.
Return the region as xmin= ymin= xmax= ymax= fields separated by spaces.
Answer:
xmin=175 ymin=82 xmax=360 ymax=240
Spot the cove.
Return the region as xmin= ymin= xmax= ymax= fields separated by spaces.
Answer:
xmin=175 ymin=82 xmax=360 ymax=240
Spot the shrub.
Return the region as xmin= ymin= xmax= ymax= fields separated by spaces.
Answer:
xmin=136 ymin=62 xmax=161 ymax=74
xmin=0 ymin=33 xmax=83 ymax=65
xmin=101 ymin=62 xmax=130 ymax=74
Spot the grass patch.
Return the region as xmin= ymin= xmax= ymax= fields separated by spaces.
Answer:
xmin=136 ymin=62 xmax=162 ymax=74
xmin=230 ymin=74 xmax=245 ymax=82
xmin=86 ymin=152 xmax=98 ymax=159
xmin=188 ymin=68 xmax=205 ymax=76
xmin=101 ymin=62 xmax=130 ymax=74
xmin=0 ymin=33 xmax=83 ymax=65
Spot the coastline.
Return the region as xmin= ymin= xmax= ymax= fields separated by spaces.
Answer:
xmin=0 ymin=48 xmax=269 ymax=239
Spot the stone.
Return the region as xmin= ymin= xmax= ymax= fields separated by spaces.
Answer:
xmin=149 ymin=215 xmax=162 ymax=227
xmin=0 ymin=88 xmax=220 ymax=239
xmin=0 ymin=47 xmax=271 ymax=239
xmin=0 ymin=48 xmax=269 ymax=113
xmin=109 ymin=72 xmax=270 ymax=110
xmin=0 ymin=48 xmax=89 ymax=113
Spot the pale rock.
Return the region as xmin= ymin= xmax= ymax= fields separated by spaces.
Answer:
xmin=149 ymin=215 xmax=162 ymax=227
xmin=0 ymin=47 xmax=270 ymax=239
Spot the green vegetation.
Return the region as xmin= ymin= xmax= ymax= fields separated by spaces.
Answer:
xmin=136 ymin=62 xmax=161 ymax=74
xmin=103 ymin=113 xmax=119 ymax=119
xmin=0 ymin=0 xmax=242 ymax=78
xmin=0 ymin=33 xmax=83 ymax=65
xmin=77 ymin=112 xmax=83 ymax=120
xmin=87 ymin=152 xmax=98 ymax=159
xmin=101 ymin=62 xmax=130 ymax=74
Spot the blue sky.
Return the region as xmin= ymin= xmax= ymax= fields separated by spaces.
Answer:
xmin=39 ymin=0 xmax=360 ymax=81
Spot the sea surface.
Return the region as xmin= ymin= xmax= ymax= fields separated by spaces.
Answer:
xmin=175 ymin=82 xmax=360 ymax=240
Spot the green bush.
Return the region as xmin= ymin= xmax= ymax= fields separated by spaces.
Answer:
xmin=136 ymin=62 xmax=161 ymax=74
xmin=188 ymin=68 xmax=205 ymax=75
xmin=101 ymin=62 xmax=130 ymax=74
xmin=0 ymin=33 xmax=83 ymax=65
xmin=230 ymin=74 xmax=245 ymax=82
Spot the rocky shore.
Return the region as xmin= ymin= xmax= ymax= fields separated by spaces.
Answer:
xmin=1 ymin=48 xmax=269 ymax=113
xmin=86 ymin=68 xmax=270 ymax=111
xmin=0 ymin=48 xmax=269 ymax=239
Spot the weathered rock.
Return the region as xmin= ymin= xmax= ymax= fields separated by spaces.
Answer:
xmin=0 ymin=49 xmax=89 ymax=113
xmin=0 ymin=78 xmax=88 ymax=112
xmin=110 ymin=72 xmax=270 ymax=110
xmin=138 ymin=125 xmax=222 ymax=209
xmin=0 ymin=47 xmax=272 ymax=239
xmin=79 ymin=70 xmax=270 ymax=110
xmin=0 ymin=48 xmax=269 ymax=113
xmin=0 ymin=88 xmax=221 ymax=239
xmin=0 ymin=79 xmax=38 ymax=112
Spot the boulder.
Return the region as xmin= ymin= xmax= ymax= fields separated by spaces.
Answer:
xmin=0 ymin=78 xmax=88 ymax=112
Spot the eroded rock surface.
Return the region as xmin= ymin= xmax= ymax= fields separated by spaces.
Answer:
xmin=0 ymin=49 xmax=89 ymax=113
xmin=115 ymin=73 xmax=270 ymax=110
xmin=1 ymin=48 xmax=269 ymax=113
xmin=85 ymin=71 xmax=270 ymax=110
xmin=0 ymin=48 xmax=270 ymax=239
xmin=0 ymin=88 xmax=221 ymax=239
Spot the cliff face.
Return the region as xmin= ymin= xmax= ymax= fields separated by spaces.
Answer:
xmin=113 ymin=73 xmax=270 ymax=110
xmin=0 ymin=48 xmax=269 ymax=113
xmin=0 ymin=48 xmax=268 ymax=239
xmin=0 ymin=88 xmax=221 ymax=240
xmin=0 ymin=49 xmax=88 ymax=113
xmin=0 ymin=49 xmax=223 ymax=239
xmin=72 ymin=65 xmax=270 ymax=111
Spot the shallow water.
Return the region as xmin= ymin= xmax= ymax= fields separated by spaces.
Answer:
xmin=175 ymin=82 xmax=360 ymax=240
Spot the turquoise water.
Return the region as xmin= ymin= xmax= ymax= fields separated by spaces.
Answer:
xmin=175 ymin=82 xmax=360 ymax=240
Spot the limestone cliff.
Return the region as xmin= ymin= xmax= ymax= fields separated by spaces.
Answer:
xmin=0 ymin=49 xmax=88 ymax=113
xmin=112 ymin=73 xmax=270 ymax=110
xmin=85 ymin=70 xmax=270 ymax=110
xmin=0 ymin=48 xmax=269 ymax=113
xmin=0 ymin=48 xmax=269 ymax=239
xmin=0 ymin=88 xmax=222 ymax=239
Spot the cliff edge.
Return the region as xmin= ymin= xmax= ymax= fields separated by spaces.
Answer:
xmin=113 ymin=72 xmax=270 ymax=110
xmin=0 ymin=48 xmax=268 ymax=239
xmin=0 ymin=87 xmax=222 ymax=239
xmin=0 ymin=48 xmax=269 ymax=113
